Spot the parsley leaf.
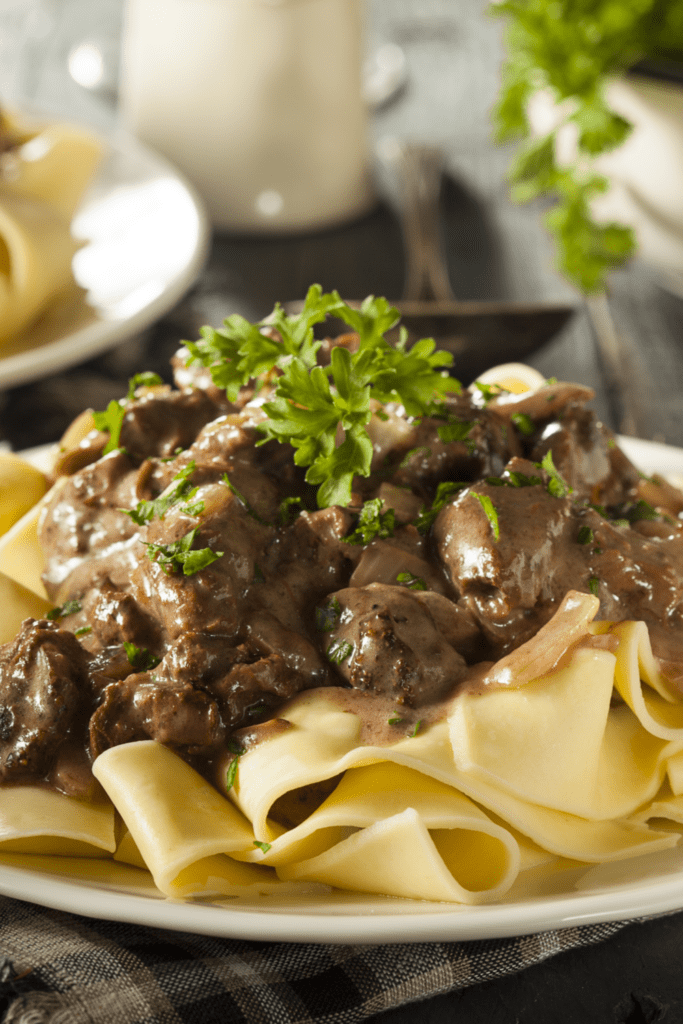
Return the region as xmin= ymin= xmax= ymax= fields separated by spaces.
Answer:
xmin=396 ymin=571 xmax=427 ymax=591
xmin=278 ymin=496 xmax=304 ymax=526
xmin=414 ymin=480 xmax=467 ymax=533
xmin=489 ymin=0 xmax=672 ymax=290
xmin=511 ymin=412 xmax=534 ymax=436
xmin=343 ymin=498 xmax=395 ymax=545
xmin=473 ymin=381 xmax=511 ymax=403
xmin=74 ymin=626 xmax=92 ymax=638
xmin=222 ymin=473 xmax=270 ymax=525
xmin=47 ymin=599 xmax=82 ymax=620
xmin=127 ymin=372 xmax=163 ymax=400
xmin=225 ymin=740 xmax=246 ymax=792
xmin=94 ymin=373 xmax=165 ymax=455
xmin=124 ymin=462 xmax=202 ymax=525
xmin=188 ymin=288 xmax=459 ymax=508
xmin=588 ymin=575 xmax=600 ymax=597
xmin=315 ymin=597 xmax=342 ymax=632
xmin=400 ymin=446 xmax=432 ymax=468
xmin=578 ymin=526 xmax=594 ymax=545
xmin=539 ymin=451 xmax=572 ymax=498
xmin=436 ymin=419 xmax=475 ymax=446
xmin=144 ymin=528 xmax=223 ymax=575
xmin=326 ymin=639 xmax=354 ymax=665
xmin=93 ymin=400 xmax=126 ymax=456
xmin=253 ymin=840 xmax=272 ymax=854
xmin=471 ymin=491 xmax=500 ymax=540
xmin=124 ymin=641 xmax=161 ymax=672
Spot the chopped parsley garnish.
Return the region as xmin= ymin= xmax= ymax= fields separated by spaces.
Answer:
xmin=222 ymin=473 xmax=270 ymax=525
xmin=326 ymin=639 xmax=354 ymax=665
xmin=400 ymin=446 xmax=432 ymax=468
xmin=225 ymin=740 xmax=246 ymax=792
xmin=436 ymin=419 xmax=475 ymax=446
xmin=511 ymin=412 xmax=534 ymax=436
xmin=47 ymin=599 xmax=82 ymax=620
xmin=409 ymin=720 xmax=422 ymax=738
xmin=124 ymin=642 xmax=161 ymax=672
xmin=486 ymin=472 xmax=542 ymax=489
xmin=93 ymin=399 xmax=126 ymax=456
xmin=124 ymin=462 xmax=203 ymax=525
xmin=253 ymin=840 xmax=272 ymax=854
xmin=539 ymin=450 xmax=572 ymax=498
xmin=473 ymin=381 xmax=510 ymax=403
xmin=578 ymin=526 xmax=594 ymax=545
xmin=187 ymin=285 xmax=457 ymax=508
xmin=396 ymin=571 xmax=427 ymax=591
xmin=73 ymin=626 xmax=92 ymax=638
xmin=507 ymin=470 xmax=543 ymax=488
xmin=621 ymin=499 xmax=660 ymax=524
xmin=278 ymin=496 xmax=304 ymax=526
xmin=414 ymin=480 xmax=467 ymax=533
xmin=93 ymin=373 xmax=163 ymax=455
xmin=588 ymin=576 xmax=600 ymax=597
xmin=388 ymin=715 xmax=403 ymax=725
xmin=315 ymin=597 xmax=342 ymax=632
xmin=127 ymin=372 xmax=163 ymax=400
xmin=343 ymin=498 xmax=395 ymax=545
xmin=471 ymin=491 xmax=500 ymax=541
xmin=144 ymin=528 xmax=223 ymax=576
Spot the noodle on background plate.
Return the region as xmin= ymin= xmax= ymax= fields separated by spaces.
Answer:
xmin=0 ymin=109 xmax=102 ymax=344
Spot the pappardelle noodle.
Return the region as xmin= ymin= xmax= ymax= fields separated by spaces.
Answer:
xmin=3 ymin=287 xmax=683 ymax=905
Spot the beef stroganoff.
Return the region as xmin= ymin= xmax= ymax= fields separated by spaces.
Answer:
xmin=2 ymin=288 xmax=683 ymax=905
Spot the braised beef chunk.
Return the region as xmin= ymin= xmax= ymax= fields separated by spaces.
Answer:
xmin=323 ymin=584 xmax=468 ymax=706
xmin=0 ymin=619 xmax=91 ymax=791
xmin=387 ymin=393 xmax=517 ymax=498
xmin=118 ymin=388 xmax=225 ymax=460
xmin=433 ymin=466 xmax=683 ymax=657
xmin=89 ymin=673 xmax=223 ymax=759
xmin=491 ymin=381 xmax=641 ymax=507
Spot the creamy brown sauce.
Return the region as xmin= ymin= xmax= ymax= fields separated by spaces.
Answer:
xmin=2 ymin=363 xmax=683 ymax=798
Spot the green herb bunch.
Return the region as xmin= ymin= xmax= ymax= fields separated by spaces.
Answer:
xmin=492 ymin=0 xmax=683 ymax=292
xmin=186 ymin=286 xmax=457 ymax=508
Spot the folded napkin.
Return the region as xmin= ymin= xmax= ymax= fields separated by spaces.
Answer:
xmin=0 ymin=895 xmax=638 ymax=1024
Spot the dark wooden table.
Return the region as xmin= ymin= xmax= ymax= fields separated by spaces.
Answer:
xmin=2 ymin=1 xmax=683 ymax=1021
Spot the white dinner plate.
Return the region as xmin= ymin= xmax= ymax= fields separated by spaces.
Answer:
xmin=1 ymin=435 xmax=683 ymax=944
xmin=0 ymin=125 xmax=210 ymax=390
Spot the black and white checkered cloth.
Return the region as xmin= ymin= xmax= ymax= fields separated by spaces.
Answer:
xmin=0 ymin=894 xmax=640 ymax=1024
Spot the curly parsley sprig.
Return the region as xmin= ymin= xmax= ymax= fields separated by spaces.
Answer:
xmin=187 ymin=287 xmax=458 ymax=508
xmin=491 ymin=0 xmax=683 ymax=291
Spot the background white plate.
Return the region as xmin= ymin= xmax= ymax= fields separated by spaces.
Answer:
xmin=0 ymin=125 xmax=210 ymax=390
xmin=0 ymin=435 xmax=682 ymax=944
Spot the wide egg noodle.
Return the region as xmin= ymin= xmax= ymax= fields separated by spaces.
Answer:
xmin=0 ymin=479 xmax=62 ymax=600
xmin=0 ymin=192 xmax=80 ymax=344
xmin=93 ymin=740 xmax=313 ymax=899
xmin=0 ymin=785 xmax=115 ymax=857
xmin=1 ymin=111 xmax=102 ymax=221
xmin=234 ymin=760 xmax=520 ymax=905
xmin=230 ymin=691 xmax=676 ymax=875
xmin=449 ymin=645 xmax=678 ymax=820
xmin=608 ymin=620 xmax=683 ymax=737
